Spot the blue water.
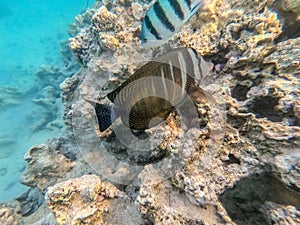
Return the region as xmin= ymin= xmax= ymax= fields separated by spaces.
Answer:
xmin=0 ymin=0 xmax=93 ymax=201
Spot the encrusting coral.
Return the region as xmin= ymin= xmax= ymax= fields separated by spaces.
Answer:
xmin=19 ymin=141 xmax=74 ymax=193
xmin=45 ymin=174 xmax=143 ymax=225
xmin=0 ymin=204 xmax=22 ymax=225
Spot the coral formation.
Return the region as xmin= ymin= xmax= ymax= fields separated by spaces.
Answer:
xmin=4 ymin=0 xmax=299 ymax=224
xmin=29 ymin=65 xmax=73 ymax=132
xmin=19 ymin=140 xmax=74 ymax=192
xmin=282 ymin=0 xmax=300 ymax=14
xmin=264 ymin=202 xmax=300 ymax=225
xmin=60 ymin=0 xmax=300 ymax=222
xmin=220 ymin=174 xmax=300 ymax=224
xmin=46 ymin=174 xmax=143 ymax=225
xmin=19 ymin=189 xmax=44 ymax=216
xmin=0 ymin=204 xmax=22 ymax=225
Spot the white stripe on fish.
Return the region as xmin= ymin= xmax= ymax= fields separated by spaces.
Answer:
xmin=177 ymin=51 xmax=187 ymax=99
xmin=188 ymin=47 xmax=202 ymax=82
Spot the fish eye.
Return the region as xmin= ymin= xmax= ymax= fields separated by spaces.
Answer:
xmin=142 ymin=38 xmax=148 ymax=43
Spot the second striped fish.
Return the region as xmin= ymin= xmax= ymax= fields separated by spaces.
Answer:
xmin=141 ymin=0 xmax=203 ymax=48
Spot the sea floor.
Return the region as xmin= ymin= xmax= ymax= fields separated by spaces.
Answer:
xmin=0 ymin=0 xmax=94 ymax=201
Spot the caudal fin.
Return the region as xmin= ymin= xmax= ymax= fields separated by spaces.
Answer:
xmin=84 ymin=99 xmax=112 ymax=132
xmin=187 ymin=0 xmax=204 ymax=21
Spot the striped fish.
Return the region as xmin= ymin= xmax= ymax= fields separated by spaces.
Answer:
xmin=86 ymin=47 xmax=212 ymax=132
xmin=141 ymin=0 xmax=203 ymax=48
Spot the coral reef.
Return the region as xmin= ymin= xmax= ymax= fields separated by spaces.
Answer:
xmin=263 ymin=201 xmax=300 ymax=225
xmin=220 ymin=174 xmax=300 ymax=224
xmin=282 ymin=0 xmax=300 ymax=14
xmin=5 ymin=0 xmax=299 ymax=224
xmin=19 ymin=140 xmax=74 ymax=193
xmin=17 ymin=189 xmax=43 ymax=217
xmin=29 ymin=47 xmax=80 ymax=132
xmin=29 ymin=66 xmax=68 ymax=132
xmin=45 ymin=174 xmax=143 ymax=225
xmin=0 ymin=204 xmax=22 ymax=225
xmin=61 ymin=0 xmax=300 ymax=221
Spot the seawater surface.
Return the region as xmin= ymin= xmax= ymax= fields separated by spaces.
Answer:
xmin=0 ymin=0 xmax=93 ymax=201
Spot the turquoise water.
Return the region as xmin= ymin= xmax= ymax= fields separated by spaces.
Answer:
xmin=0 ymin=0 xmax=93 ymax=201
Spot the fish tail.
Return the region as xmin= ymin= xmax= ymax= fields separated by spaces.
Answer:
xmin=84 ymin=99 xmax=112 ymax=132
xmin=189 ymin=0 xmax=203 ymax=19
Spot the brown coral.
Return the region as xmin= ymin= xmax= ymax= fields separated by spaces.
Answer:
xmin=0 ymin=204 xmax=22 ymax=225
xmin=46 ymin=174 xmax=142 ymax=225
xmin=20 ymin=141 xmax=74 ymax=192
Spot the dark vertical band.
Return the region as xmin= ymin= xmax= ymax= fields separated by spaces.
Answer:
xmin=168 ymin=0 xmax=184 ymax=20
xmin=184 ymin=0 xmax=191 ymax=9
xmin=153 ymin=1 xmax=175 ymax=32
xmin=144 ymin=15 xmax=162 ymax=40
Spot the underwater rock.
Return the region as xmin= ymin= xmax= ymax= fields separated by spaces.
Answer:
xmin=282 ymin=0 xmax=300 ymax=14
xmin=60 ymin=0 xmax=300 ymax=224
xmin=12 ymin=0 xmax=300 ymax=224
xmin=226 ymin=37 xmax=300 ymax=188
xmin=16 ymin=137 xmax=82 ymax=224
xmin=30 ymin=88 xmax=65 ymax=133
xmin=0 ymin=86 xmax=22 ymax=108
xmin=137 ymin=177 xmax=227 ymax=224
xmin=0 ymin=203 xmax=22 ymax=225
xmin=15 ymin=188 xmax=44 ymax=217
xmin=20 ymin=208 xmax=58 ymax=225
xmin=60 ymin=76 xmax=80 ymax=95
xmin=29 ymin=45 xmax=79 ymax=133
xmin=60 ymin=40 xmax=80 ymax=73
xmin=46 ymin=174 xmax=143 ymax=225
xmin=179 ymin=0 xmax=282 ymax=57
xmin=69 ymin=0 xmax=145 ymax=66
xmin=35 ymin=66 xmax=66 ymax=91
xmin=68 ymin=6 xmax=99 ymax=37
xmin=54 ymin=137 xmax=78 ymax=162
xmin=266 ymin=0 xmax=300 ymax=43
xmin=220 ymin=174 xmax=300 ymax=224
xmin=20 ymin=140 xmax=74 ymax=193
xmin=30 ymin=100 xmax=57 ymax=132
xmin=60 ymin=74 xmax=81 ymax=129
xmin=263 ymin=201 xmax=300 ymax=225
xmin=29 ymin=65 xmax=70 ymax=132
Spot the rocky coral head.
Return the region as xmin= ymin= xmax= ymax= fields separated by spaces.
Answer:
xmin=71 ymin=46 xmax=227 ymax=187
xmin=35 ymin=0 xmax=300 ymax=224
